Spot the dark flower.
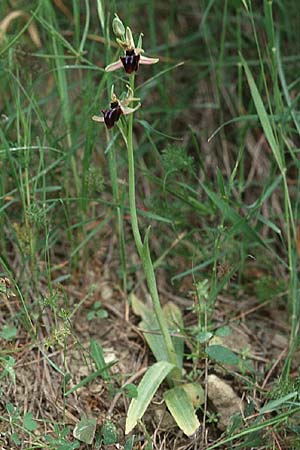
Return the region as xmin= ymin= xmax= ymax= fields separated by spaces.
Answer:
xmin=92 ymin=89 xmax=141 ymax=129
xmin=101 ymin=101 xmax=123 ymax=128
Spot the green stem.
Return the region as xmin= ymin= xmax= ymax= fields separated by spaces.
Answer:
xmin=127 ymin=74 xmax=179 ymax=375
xmin=127 ymin=75 xmax=143 ymax=252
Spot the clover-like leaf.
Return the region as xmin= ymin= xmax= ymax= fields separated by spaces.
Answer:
xmin=73 ymin=416 xmax=97 ymax=445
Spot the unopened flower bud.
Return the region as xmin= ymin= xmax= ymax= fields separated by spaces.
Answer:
xmin=112 ymin=15 xmax=125 ymax=38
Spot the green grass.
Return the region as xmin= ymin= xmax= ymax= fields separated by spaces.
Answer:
xmin=0 ymin=0 xmax=300 ymax=448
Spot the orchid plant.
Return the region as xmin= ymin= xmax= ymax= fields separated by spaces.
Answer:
xmin=93 ymin=15 xmax=203 ymax=437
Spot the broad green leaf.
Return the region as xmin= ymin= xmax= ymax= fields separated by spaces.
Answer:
xmin=163 ymin=302 xmax=184 ymax=367
xmin=87 ymin=311 xmax=95 ymax=321
xmin=206 ymin=345 xmax=240 ymax=365
xmin=215 ymin=326 xmax=231 ymax=337
xmin=73 ymin=416 xmax=97 ymax=444
xmin=122 ymin=383 xmax=138 ymax=398
xmin=96 ymin=309 xmax=108 ymax=319
xmin=6 ymin=402 xmax=16 ymax=416
xmin=23 ymin=412 xmax=38 ymax=431
xmin=163 ymin=302 xmax=183 ymax=328
xmin=124 ymin=435 xmax=135 ymax=450
xmin=131 ymin=293 xmax=151 ymax=320
xmin=102 ymin=420 xmax=117 ymax=445
xmin=139 ymin=316 xmax=169 ymax=363
xmin=125 ymin=361 xmax=174 ymax=434
xmin=196 ymin=331 xmax=213 ymax=343
xmin=11 ymin=432 xmax=20 ymax=445
xmin=0 ymin=325 xmax=17 ymax=340
xmin=164 ymin=386 xmax=200 ymax=436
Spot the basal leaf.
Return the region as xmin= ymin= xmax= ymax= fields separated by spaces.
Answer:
xmin=132 ymin=295 xmax=183 ymax=367
xmin=181 ymin=382 xmax=205 ymax=408
xmin=163 ymin=302 xmax=184 ymax=367
xmin=125 ymin=361 xmax=174 ymax=434
xmin=164 ymin=386 xmax=200 ymax=436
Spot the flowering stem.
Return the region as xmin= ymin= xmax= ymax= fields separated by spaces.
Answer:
xmin=127 ymin=74 xmax=143 ymax=252
xmin=127 ymin=74 xmax=179 ymax=376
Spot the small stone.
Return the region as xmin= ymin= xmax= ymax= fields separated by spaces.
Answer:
xmin=102 ymin=285 xmax=113 ymax=301
xmin=153 ymin=406 xmax=176 ymax=431
xmin=207 ymin=374 xmax=244 ymax=430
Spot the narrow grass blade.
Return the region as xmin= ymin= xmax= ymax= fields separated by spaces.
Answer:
xmin=125 ymin=361 xmax=174 ymax=434
xmin=201 ymin=183 xmax=266 ymax=246
xmin=70 ymin=213 xmax=112 ymax=257
xmin=260 ymin=392 xmax=297 ymax=414
xmin=64 ymin=363 xmax=116 ymax=396
xmin=206 ymin=407 xmax=300 ymax=449
xmin=96 ymin=0 xmax=105 ymax=34
xmin=240 ymin=54 xmax=283 ymax=171
xmin=164 ymin=386 xmax=200 ymax=436
xmin=137 ymin=120 xmax=183 ymax=141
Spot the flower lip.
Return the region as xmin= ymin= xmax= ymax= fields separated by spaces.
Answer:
xmin=120 ymin=49 xmax=140 ymax=74
xmin=101 ymin=103 xmax=123 ymax=129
